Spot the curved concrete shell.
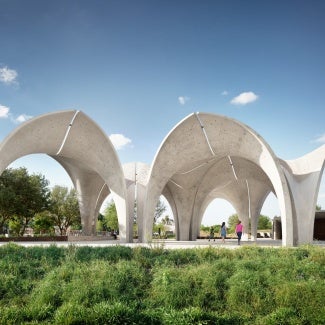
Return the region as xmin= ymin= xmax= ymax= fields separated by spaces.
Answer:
xmin=0 ymin=110 xmax=131 ymax=242
xmin=142 ymin=113 xmax=294 ymax=245
xmin=1 ymin=110 xmax=324 ymax=246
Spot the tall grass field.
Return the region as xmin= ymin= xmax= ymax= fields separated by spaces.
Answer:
xmin=0 ymin=243 xmax=324 ymax=324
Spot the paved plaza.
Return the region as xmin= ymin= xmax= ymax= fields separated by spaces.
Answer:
xmin=1 ymin=238 xmax=324 ymax=249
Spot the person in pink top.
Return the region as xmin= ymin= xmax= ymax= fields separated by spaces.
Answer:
xmin=235 ymin=220 xmax=243 ymax=245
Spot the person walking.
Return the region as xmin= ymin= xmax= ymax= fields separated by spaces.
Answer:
xmin=220 ymin=221 xmax=226 ymax=244
xmin=235 ymin=220 xmax=243 ymax=245
xmin=208 ymin=226 xmax=215 ymax=241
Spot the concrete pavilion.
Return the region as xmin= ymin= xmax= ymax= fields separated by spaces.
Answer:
xmin=0 ymin=110 xmax=324 ymax=246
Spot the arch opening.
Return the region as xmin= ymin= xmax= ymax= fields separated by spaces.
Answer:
xmin=3 ymin=154 xmax=78 ymax=237
xmin=150 ymin=195 xmax=175 ymax=239
xmin=201 ymin=198 xmax=235 ymax=228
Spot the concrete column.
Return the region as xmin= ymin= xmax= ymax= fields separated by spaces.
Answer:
xmin=273 ymin=217 xmax=282 ymax=239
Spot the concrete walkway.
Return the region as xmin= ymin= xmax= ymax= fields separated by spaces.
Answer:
xmin=1 ymin=238 xmax=324 ymax=249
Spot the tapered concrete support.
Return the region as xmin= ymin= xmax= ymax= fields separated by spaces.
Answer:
xmin=245 ymin=180 xmax=272 ymax=241
xmin=280 ymin=145 xmax=325 ymax=245
xmin=171 ymin=187 xmax=197 ymax=240
xmin=123 ymin=162 xmax=151 ymax=243
xmin=53 ymin=156 xmax=109 ymax=236
xmin=123 ymin=163 xmax=136 ymax=243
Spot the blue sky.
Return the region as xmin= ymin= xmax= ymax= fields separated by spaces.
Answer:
xmin=1 ymin=0 xmax=325 ymax=225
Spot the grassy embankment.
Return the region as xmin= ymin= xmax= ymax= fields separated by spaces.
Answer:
xmin=0 ymin=243 xmax=324 ymax=324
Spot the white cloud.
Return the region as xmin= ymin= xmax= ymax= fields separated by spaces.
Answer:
xmin=230 ymin=91 xmax=258 ymax=105
xmin=315 ymin=133 xmax=325 ymax=143
xmin=178 ymin=96 xmax=190 ymax=105
xmin=0 ymin=66 xmax=18 ymax=85
xmin=221 ymin=90 xmax=228 ymax=96
xmin=0 ymin=104 xmax=32 ymax=124
xmin=109 ymin=133 xmax=132 ymax=150
xmin=13 ymin=114 xmax=33 ymax=124
xmin=0 ymin=104 xmax=10 ymax=118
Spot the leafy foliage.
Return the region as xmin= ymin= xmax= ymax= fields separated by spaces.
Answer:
xmin=258 ymin=215 xmax=272 ymax=229
xmin=49 ymin=186 xmax=80 ymax=235
xmin=227 ymin=214 xmax=239 ymax=233
xmin=100 ymin=200 xmax=119 ymax=231
xmin=0 ymin=167 xmax=51 ymax=235
xmin=0 ymin=244 xmax=324 ymax=324
xmin=32 ymin=211 xmax=55 ymax=235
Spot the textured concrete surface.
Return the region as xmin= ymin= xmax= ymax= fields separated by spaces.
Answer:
xmin=1 ymin=110 xmax=324 ymax=246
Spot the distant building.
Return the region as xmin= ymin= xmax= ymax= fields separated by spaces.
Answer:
xmin=273 ymin=211 xmax=325 ymax=241
xmin=314 ymin=211 xmax=325 ymax=240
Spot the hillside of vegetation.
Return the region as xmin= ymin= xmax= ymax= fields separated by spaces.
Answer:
xmin=0 ymin=243 xmax=324 ymax=324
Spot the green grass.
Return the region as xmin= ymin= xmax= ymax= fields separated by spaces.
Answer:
xmin=0 ymin=243 xmax=324 ymax=324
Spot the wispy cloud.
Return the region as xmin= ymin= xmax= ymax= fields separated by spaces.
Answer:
xmin=178 ymin=96 xmax=190 ymax=105
xmin=314 ymin=133 xmax=325 ymax=144
xmin=0 ymin=66 xmax=18 ymax=85
xmin=230 ymin=91 xmax=258 ymax=105
xmin=109 ymin=133 xmax=132 ymax=150
xmin=13 ymin=114 xmax=33 ymax=124
xmin=221 ymin=90 xmax=228 ymax=96
xmin=0 ymin=104 xmax=10 ymax=118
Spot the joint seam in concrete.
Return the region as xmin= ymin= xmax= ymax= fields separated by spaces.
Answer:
xmin=177 ymin=157 xmax=217 ymax=175
xmin=246 ymin=179 xmax=251 ymax=219
xmin=56 ymin=110 xmax=80 ymax=155
xmin=169 ymin=179 xmax=184 ymax=189
xmin=227 ymin=155 xmax=238 ymax=180
xmin=195 ymin=112 xmax=216 ymax=156
xmin=95 ymin=182 xmax=108 ymax=213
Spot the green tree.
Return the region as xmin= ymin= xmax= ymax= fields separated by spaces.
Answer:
xmin=50 ymin=186 xmax=80 ymax=235
xmin=0 ymin=167 xmax=51 ymax=235
xmin=154 ymin=199 xmax=167 ymax=224
xmin=258 ymin=215 xmax=272 ymax=230
xmin=316 ymin=204 xmax=322 ymax=211
xmin=200 ymin=224 xmax=210 ymax=233
xmin=161 ymin=215 xmax=173 ymax=225
xmin=228 ymin=214 xmax=239 ymax=233
xmin=32 ymin=211 xmax=55 ymax=235
xmin=102 ymin=200 xmax=119 ymax=231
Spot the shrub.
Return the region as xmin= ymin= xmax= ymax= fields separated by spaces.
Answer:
xmin=0 ymin=244 xmax=324 ymax=324
xmin=226 ymin=261 xmax=275 ymax=317
xmin=274 ymin=280 xmax=325 ymax=324
xmin=147 ymin=260 xmax=234 ymax=311
xmin=256 ymin=307 xmax=305 ymax=325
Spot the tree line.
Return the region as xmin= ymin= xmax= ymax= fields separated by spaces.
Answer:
xmin=3 ymin=167 xmax=320 ymax=238
xmin=0 ymin=167 xmax=171 ymax=238
xmin=200 ymin=214 xmax=273 ymax=235
xmin=0 ymin=167 xmax=80 ymax=236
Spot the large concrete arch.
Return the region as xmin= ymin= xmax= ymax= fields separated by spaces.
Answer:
xmin=0 ymin=110 xmax=131 ymax=242
xmin=192 ymin=156 xmax=273 ymax=241
xmin=142 ymin=112 xmax=294 ymax=245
